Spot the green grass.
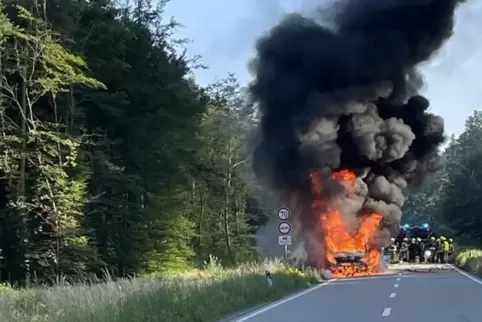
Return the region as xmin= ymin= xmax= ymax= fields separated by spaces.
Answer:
xmin=0 ymin=258 xmax=320 ymax=322
xmin=455 ymin=246 xmax=482 ymax=277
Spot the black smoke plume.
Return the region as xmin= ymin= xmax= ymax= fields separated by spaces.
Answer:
xmin=250 ymin=0 xmax=467 ymax=260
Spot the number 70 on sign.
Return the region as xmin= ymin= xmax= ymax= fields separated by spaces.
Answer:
xmin=277 ymin=207 xmax=291 ymax=220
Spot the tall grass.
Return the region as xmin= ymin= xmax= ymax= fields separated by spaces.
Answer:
xmin=0 ymin=258 xmax=320 ymax=322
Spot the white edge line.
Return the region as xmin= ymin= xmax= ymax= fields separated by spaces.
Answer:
xmin=381 ymin=307 xmax=391 ymax=316
xmin=451 ymin=265 xmax=482 ymax=285
xmin=394 ymin=284 xmax=399 ymax=287
xmin=389 ymin=292 xmax=396 ymax=298
xmin=233 ymin=279 xmax=335 ymax=321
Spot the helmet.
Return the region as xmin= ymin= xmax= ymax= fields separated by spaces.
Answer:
xmin=404 ymin=238 xmax=408 ymax=241
xmin=431 ymin=237 xmax=435 ymax=240
xmin=390 ymin=237 xmax=395 ymax=242
xmin=449 ymin=238 xmax=453 ymax=242
xmin=440 ymin=236 xmax=446 ymax=240
xmin=417 ymin=237 xmax=421 ymax=242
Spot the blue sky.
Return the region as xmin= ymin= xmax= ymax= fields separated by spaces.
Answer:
xmin=165 ymin=0 xmax=482 ymax=138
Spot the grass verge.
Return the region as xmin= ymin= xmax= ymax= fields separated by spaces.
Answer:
xmin=0 ymin=258 xmax=320 ymax=322
xmin=454 ymin=246 xmax=482 ymax=277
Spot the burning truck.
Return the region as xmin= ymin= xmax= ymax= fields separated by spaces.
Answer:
xmin=250 ymin=0 xmax=467 ymax=277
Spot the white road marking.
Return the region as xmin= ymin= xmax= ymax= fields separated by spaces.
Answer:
xmin=234 ymin=280 xmax=335 ymax=321
xmin=389 ymin=292 xmax=396 ymax=298
xmin=394 ymin=283 xmax=399 ymax=288
xmin=452 ymin=265 xmax=482 ymax=285
xmin=396 ymin=277 xmax=400 ymax=281
xmin=382 ymin=308 xmax=392 ymax=316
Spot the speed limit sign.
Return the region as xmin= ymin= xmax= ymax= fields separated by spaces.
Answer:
xmin=277 ymin=207 xmax=291 ymax=221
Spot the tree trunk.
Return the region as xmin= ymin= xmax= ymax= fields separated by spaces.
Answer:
xmin=19 ymin=68 xmax=28 ymax=284
xmin=68 ymin=85 xmax=75 ymax=133
xmin=197 ymin=189 xmax=205 ymax=261
xmin=234 ymin=196 xmax=239 ymax=236
xmin=223 ymin=141 xmax=233 ymax=262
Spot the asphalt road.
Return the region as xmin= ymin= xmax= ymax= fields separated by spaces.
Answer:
xmin=231 ymin=265 xmax=482 ymax=322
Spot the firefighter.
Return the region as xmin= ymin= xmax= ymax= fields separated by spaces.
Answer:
xmin=441 ymin=236 xmax=450 ymax=264
xmin=435 ymin=237 xmax=443 ymax=263
xmin=399 ymin=238 xmax=409 ymax=263
xmin=417 ymin=237 xmax=426 ymax=263
xmin=448 ymin=238 xmax=454 ymax=262
xmin=389 ymin=238 xmax=398 ymax=263
xmin=428 ymin=237 xmax=437 ymax=263
xmin=409 ymin=238 xmax=418 ymax=262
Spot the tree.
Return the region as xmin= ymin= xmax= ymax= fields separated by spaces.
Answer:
xmin=440 ymin=111 xmax=482 ymax=242
xmin=0 ymin=3 xmax=103 ymax=283
xmin=0 ymin=0 xmax=267 ymax=285
xmin=189 ymin=75 xmax=259 ymax=265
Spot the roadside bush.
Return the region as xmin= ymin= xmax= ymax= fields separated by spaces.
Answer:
xmin=455 ymin=247 xmax=482 ymax=276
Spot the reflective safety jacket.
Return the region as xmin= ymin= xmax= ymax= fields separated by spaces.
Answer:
xmin=449 ymin=242 xmax=454 ymax=252
xmin=442 ymin=240 xmax=450 ymax=252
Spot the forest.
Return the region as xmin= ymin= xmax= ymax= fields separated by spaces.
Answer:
xmin=0 ymin=0 xmax=480 ymax=289
xmin=0 ymin=0 xmax=269 ymax=286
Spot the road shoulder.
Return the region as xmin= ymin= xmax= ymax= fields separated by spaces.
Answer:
xmin=451 ymin=264 xmax=482 ymax=285
xmin=223 ymin=280 xmax=331 ymax=322
xmin=219 ymin=302 xmax=270 ymax=322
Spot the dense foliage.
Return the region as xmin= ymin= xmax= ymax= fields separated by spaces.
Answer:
xmin=0 ymin=0 xmax=268 ymax=285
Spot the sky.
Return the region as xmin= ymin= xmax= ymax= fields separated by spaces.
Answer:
xmin=165 ymin=0 xmax=482 ymax=138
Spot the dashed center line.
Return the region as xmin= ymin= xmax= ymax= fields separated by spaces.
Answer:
xmin=382 ymin=308 xmax=392 ymax=316
xmin=396 ymin=277 xmax=400 ymax=281
xmin=389 ymin=292 xmax=396 ymax=298
xmin=394 ymin=284 xmax=399 ymax=288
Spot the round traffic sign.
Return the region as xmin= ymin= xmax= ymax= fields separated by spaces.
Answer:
xmin=278 ymin=222 xmax=292 ymax=234
xmin=277 ymin=207 xmax=291 ymax=221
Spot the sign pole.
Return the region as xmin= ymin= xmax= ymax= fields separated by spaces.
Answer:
xmin=277 ymin=207 xmax=292 ymax=264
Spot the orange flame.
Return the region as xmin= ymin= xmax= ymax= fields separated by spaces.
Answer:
xmin=310 ymin=170 xmax=383 ymax=277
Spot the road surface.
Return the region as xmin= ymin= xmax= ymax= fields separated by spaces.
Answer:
xmin=231 ymin=265 xmax=482 ymax=322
